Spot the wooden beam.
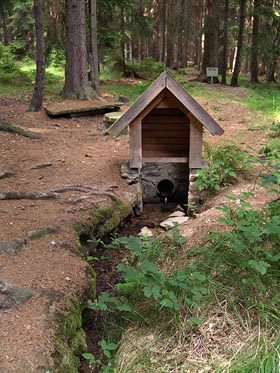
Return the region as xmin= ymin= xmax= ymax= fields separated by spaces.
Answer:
xmin=189 ymin=117 xmax=203 ymax=168
xmin=143 ymin=157 xmax=189 ymax=163
xmin=165 ymin=77 xmax=224 ymax=135
xmin=107 ymin=75 xmax=166 ymax=137
xmin=129 ymin=118 xmax=142 ymax=168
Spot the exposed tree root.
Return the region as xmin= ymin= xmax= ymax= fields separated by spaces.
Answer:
xmin=0 ymin=191 xmax=59 ymax=200
xmin=52 ymin=183 xmax=118 ymax=201
xmin=0 ymin=185 xmax=118 ymax=202
xmin=0 ymin=119 xmax=41 ymax=139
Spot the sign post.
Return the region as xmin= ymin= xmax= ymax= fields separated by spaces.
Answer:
xmin=206 ymin=67 xmax=218 ymax=84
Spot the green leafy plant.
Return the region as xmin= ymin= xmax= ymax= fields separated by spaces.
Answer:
xmin=90 ymin=258 xmax=207 ymax=322
xmin=98 ymin=339 xmax=118 ymax=360
xmin=82 ymin=352 xmax=97 ymax=370
xmin=104 ymin=226 xmax=186 ymax=263
xmin=195 ymin=142 xmax=253 ymax=193
xmin=268 ymin=121 xmax=280 ymax=138
xmin=199 ymin=192 xmax=280 ymax=296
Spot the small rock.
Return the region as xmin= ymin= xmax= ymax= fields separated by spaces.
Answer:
xmin=0 ymin=280 xmax=36 ymax=306
xmin=175 ymin=204 xmax=185 ymax=212
xmin=27 ymin=227 xmax=58 ymax=240
xmin=31 ymin=162 xmax=53 ymax=170
xmin=160 ymin=216 xmax=189 ymax=230
xmin=50 ymin=240 xmax=66 ymax=248
xmin=167 ymin=211 xmax=185 ymax=218
xmin=0 ymin=239 xmax=26 ymax=255
xmin=139 ymin=227 xmax=153 ymax=237
xmin=0 ymin=298 xmax=13 ymax=310
xmin=0 ymin=172 xmax=13 ymax=180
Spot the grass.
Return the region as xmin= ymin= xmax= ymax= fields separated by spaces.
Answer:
xmin=245 ymin=86 xmax=280 ymax=122
xmin=0 ymin=59 xmax=65 ymax=100
xmin=100 ymin=80 xmax=151 ymax=103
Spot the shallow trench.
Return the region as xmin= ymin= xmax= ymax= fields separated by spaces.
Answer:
xmin=79 ymin=202 xmax=180 ymax=373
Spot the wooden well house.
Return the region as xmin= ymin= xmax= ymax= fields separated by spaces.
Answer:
xmin=107 ymin=70 xmax=224 ymax=211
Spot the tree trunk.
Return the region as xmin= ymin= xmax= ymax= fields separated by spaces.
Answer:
xmin=250 ymin=0 xmax=260 ymax=83
xmin=230 ymin=0 xmax=246 ymax=87
xmin=29 ymin=0 xmax=45 ymax=112
xmin=221 ymin=0 xmax=229 ymax=84
xmin=181 ymin=0 xmax=188 ymax=68
xmin=62 ymin=0 xmax=95 ymax=100
xmin=120 ymin=7 xmax=126 ymax=77
xmin=198 ymin=0 xmax=220 ymax=82
xmin=159 ymin=0 xmax=166 ymax=63
xmin=90 ymin=0 xmax=100 ymax=95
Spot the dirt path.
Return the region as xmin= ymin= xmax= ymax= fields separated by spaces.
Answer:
xmin=0 ymin=84 xmax=271 ymax=372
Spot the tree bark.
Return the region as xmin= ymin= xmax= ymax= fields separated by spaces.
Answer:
xmin=90 ymin=0 xmax=100 ymax=95
xmin=230 ymin=0 xmax=246 ymax=87
xmin=62 ymin=0 xmax=95 ymax=100
xmin=29 ymin=0 xmax=45 ymax=112
xmin=221 ymin=0 xmax=229 ymax=84
xmin=120 ymin=6 xmax=126 ymax=76
xmin=250 ymin=0 xmax=260 ymax=83
xmin=159 ymin=0 xmax=167 ymax=63
xmin=197 ymin=0 xmax=220 ymax=82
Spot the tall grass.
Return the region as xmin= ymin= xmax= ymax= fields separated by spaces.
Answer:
xmin=244 ymin=85 xmax=280 ymax=121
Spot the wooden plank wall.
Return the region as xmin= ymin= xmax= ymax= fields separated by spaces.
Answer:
xmin=142 ymin=108 xmax=190 ymax=159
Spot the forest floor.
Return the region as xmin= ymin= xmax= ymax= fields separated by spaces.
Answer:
xmin=0 ymin=80 xmax=275 ymax=372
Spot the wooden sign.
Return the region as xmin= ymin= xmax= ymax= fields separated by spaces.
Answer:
xmin=206 ymin=67 xmax=218 ymax=78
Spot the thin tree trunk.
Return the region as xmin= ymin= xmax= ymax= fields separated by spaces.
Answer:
xmin=29 ymin=0 xmax=45 ymax=112
xmin=120 ymin=7 xmax=126 ymax=76
xmin=159 ymin=1 xmax=166 ymax=63
xmin=181 ymin=0 xmax=188 ymax=68
xmin=230 ymin=0 xmax=246 ymax=87
xmin=2 ymin=11 xmax=9 ymax=45
xmin=221 ymin=0 xmax=229 ymax=84
xmin=250 ymin=0 xmax=260 ymax=83
xmin=90 ymin=0 xmax=100 ymax=95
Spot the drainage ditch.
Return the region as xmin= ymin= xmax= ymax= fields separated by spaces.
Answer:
xmin=79 ymin=201 xmax=184 ymax=373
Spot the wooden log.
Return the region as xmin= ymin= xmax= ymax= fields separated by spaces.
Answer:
xmin=0 ymin=119 xmax=41 ymax=139
xmin=45 ymin=103 xmax=123 ymax=118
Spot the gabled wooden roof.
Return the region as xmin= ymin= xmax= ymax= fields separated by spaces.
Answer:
xmin=107 ymin=70 xmax=224 ymax=137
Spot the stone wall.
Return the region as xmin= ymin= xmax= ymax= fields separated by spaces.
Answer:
xmin=121 ymin=160 xmax=207 ymax=214
xmin=141 ymin=162 xmax=189 ymax=203
xmin=121 ymin=161 xmax=189 ymax=204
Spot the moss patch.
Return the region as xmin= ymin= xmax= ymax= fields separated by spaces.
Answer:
xmin=52 ymin=271 xmax=96 ymax=372
xmin=73 ymin=199 xmax=132 ymax=252
xmin=52 ymin=199 xmax=130 ymax=371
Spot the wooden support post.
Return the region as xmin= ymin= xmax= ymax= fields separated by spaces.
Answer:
xmin=129 ymin=118 xmax=142 ymax=169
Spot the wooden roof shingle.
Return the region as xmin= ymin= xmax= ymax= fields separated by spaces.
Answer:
xmin=107 ymin=70 xmax=224 ymax=137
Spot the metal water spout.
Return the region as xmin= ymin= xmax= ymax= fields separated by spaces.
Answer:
xmin=156 ymin=179 xmax=175 ymax=210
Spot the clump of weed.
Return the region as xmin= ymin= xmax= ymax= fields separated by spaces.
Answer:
xmin=195 ymin=141 xmax=254 ymax=193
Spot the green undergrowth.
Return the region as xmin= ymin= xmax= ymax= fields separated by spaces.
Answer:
xmin=101 ymin=80 xmax=150 ymax=103
xmin=83 ymin=156 xmax=280 ymax=372
xmin=244 ymin=84 xmax=280 ymax=121
xmin=195 ymin=141 xmax=255 ymax=195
